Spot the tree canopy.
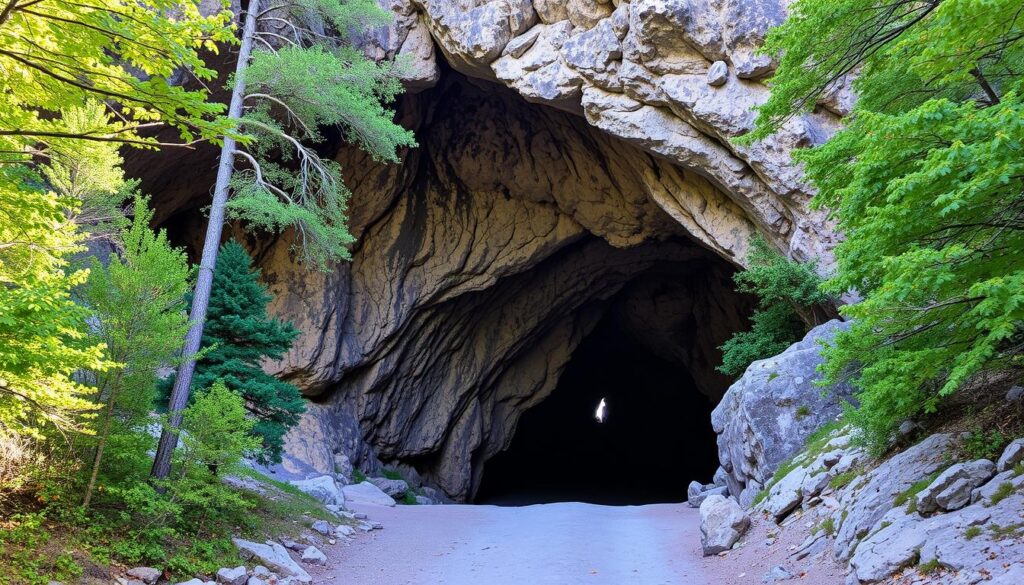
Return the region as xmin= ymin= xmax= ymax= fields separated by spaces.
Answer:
xmin=750 ymin=0 xmax=1024 ymax=450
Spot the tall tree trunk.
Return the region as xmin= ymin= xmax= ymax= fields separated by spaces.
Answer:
xmin=150 ymin=0 xmax=261 ymax=479
xmin=82 ymin=375 xmax=119 ymax=508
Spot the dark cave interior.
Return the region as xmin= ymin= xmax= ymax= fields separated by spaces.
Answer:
xmin=475 ymin=308 xmax=721 ymax=506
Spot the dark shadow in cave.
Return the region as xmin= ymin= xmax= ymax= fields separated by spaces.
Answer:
xmin=475 ymin=308 xmax=720 ymax=506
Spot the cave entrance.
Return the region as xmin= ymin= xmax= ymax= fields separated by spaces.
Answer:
xmin=475 ymin=292 xmax=721 ymax=506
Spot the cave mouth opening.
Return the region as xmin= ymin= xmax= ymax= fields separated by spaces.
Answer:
xmin=475 ymin=292 xmax=721 ymax=506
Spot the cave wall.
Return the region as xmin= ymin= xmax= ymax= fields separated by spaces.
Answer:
xmin=137 ymin=0 xmax=848 ymax=501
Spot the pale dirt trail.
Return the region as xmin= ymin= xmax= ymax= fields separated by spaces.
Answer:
xmin=314 ymin=502 xmax=712 ymax=585
xmin=308 ymin=501 xmax=848 ymax=585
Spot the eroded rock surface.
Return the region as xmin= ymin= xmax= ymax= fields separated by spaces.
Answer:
xmin=711 ymin=320 xmax=855 ymax=505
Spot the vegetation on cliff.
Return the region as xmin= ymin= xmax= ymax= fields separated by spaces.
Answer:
xmin=751 ymin=0 xmax=1024 ymax=451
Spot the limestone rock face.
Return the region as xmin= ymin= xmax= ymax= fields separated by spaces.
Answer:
xmin=711 ymin=320 xmax=856 ymax=504
xmin=396 ymin=0 xmax=842 ymax=264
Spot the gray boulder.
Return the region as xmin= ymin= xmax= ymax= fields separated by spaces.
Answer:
xmin=289 ymin=475 xmax=345 ymax=507
xmin=916 ymin=459 xmax=995 ymax=514
xmin=173 ymin=580 xmax=210 ymax=585
xmin=414 ymin=495 xmax=434 ymax=505
xmin=300 ymin=546 xmax=327 ymax=566
xmin=232 ymin=538 xmax=311 ymax=583
xmin=997 ymin=438 xmax=1024 ymax=472
xmin=215 ymin=566 xmax=247 ymax=585
xmin=700 ymin=494 xmax=750 ymax=556
xmin=367 ymin=477 xmax=409 ymax=499
xmin=712 ymin=320 xmax=855 ymax=502
xmin=126 ymin=568 xmax=161 ymax=585
xmin=341 ymin=481 xmax=396 ymax=506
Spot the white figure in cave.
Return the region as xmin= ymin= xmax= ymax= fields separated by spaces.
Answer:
xmin=595 ymin=397 xmax=607 ymax=423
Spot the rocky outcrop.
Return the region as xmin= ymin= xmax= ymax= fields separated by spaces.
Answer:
xmin=734 ymin=422 xmax=1024 ymax=584
xmin=711 ymin=320 xmax=855 ymax=506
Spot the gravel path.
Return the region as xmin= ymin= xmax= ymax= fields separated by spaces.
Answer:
xmin=311 ymin=501 xmax=847 ymax=585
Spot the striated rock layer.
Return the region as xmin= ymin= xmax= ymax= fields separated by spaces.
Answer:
xmin=142 ymin=0 xmax=851 ymax=500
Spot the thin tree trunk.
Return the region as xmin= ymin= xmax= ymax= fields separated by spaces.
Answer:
xmin=82 ymin=383 xmax=116 ymax=508
xmin=150 ymin=0 xmax=261 ymax=479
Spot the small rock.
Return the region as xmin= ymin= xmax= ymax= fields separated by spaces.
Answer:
xmin=700 ymin=495 xmax=751 ymax=556
xmin=898 ymin=420 xmax=918 ymax=437
xmin=687 ymin=480 xmax=703 ymax=505
xmin=174 ymin=580 xmax=209 ymax=585
xmin=996 ymin=438 xmax=1024 ymax=472
xmin=414 ymin=495 xmax=434 ymax=505
xmin=1006 ymin=385 xmax=1024 ymax=402
xmin=335 ymin=524 xmax=356 ymax=537
xmin=126 ymin=568 xmax=161 ymax=585
xmin=251 ymin=567 xmax=272 ymax=579
xmin=353 ymin=512 xmax=368 ymax=520
xmin=369 ymin=521 xmax=384 ymax=530
xmin=689 ymin=483 xmax=728 ymax=508
xmin=216 ymin=566 xmax=247 ymax=585
xmin=706 ymin=61 xmax=728 ymax=86
xmin=281 ymin=538 xmax=304 ymax=551
xmin=246 ymin=579 xmax=267 ymax=585
xmin=310 ymin=519 xmax=333 ymax=536
xmin=300 ymin=546 xmax=327 ymax=566
xmin=762 ymin=565 xmax=793 ymax=582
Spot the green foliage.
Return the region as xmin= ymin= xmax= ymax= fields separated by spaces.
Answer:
xmin=0 ymin=167 xmax=110 ymax=437
xmin=226 ymin=0 xmax=417 ymax=268
xmin=382 ymin=468 xmax=404 ymax=480
xmin=819 ymin=517 xmax=836 ymax=538
xmin=964 ymin=429 xmax=1008 ymax=462
xmin=0 ymin=0 xmax=235 ymax=159
xmin=165 ymin=242 xmax=304 ymax=462
xmin=829 ymin=469 xmax=860 ymax=490
xmin=750 ymin=0 xmax=1024 ymax=453
xmin=919 ymin=558 xmax=942 ymax=575
xmin=964 ymin=525 xmax=982 ymax=540
xmin=718 ymin=235 xmax=827 ymax=376
xmin=353 ymin=469 xmax=367 ymax=483
xmin=989 ymin=482 xmax=1016 ymax=506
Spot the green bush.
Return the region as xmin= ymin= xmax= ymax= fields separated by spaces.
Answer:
xmin=964 ymin=429 xmax=1008 ymax=462
xmin=717 ymin=235 xmax=827 ymax=377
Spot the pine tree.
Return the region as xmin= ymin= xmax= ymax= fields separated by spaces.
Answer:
xmin=175 ymin=241 xmax=304 ymax=463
